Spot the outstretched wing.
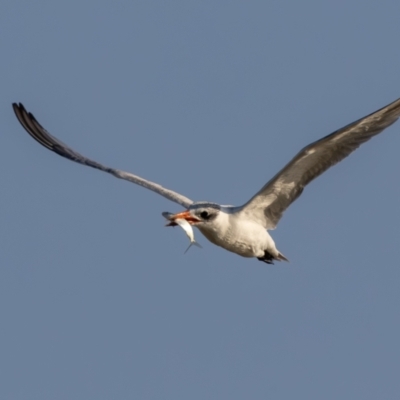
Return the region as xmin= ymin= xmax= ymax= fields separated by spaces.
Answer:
xmin=239 ymin=97 xmax=400 ymax=229
xmin=12 ymin=103 xmax=193 ymax=208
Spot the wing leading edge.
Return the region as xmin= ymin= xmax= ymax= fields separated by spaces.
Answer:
xmin=239 ymin=97 xmax=400 ymax=229
xmin=12 ymin=103 xmax=193 ymax=208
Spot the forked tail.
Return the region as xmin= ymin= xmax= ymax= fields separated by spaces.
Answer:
xmin=277 ymin=252 xmax=289 ymax=262
xmin=184 ymin=241 xmax=202 ymax=254
xmin=257 ymin=250 xmax=289 ymax=264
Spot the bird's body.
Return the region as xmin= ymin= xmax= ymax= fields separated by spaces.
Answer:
xmin=12 ymin=98 xmax=400 ymax=264
xmin=195 ymin=207 xmax=279 ymax=259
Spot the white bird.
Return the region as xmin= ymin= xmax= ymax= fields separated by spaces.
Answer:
xmin=12 ymin=98 xmax=400 ymax=264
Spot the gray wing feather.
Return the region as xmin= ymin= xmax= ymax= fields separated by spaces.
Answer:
xmin=12 ymin=103 xmax=193 ymax=208
xmin=240 ymin=97 xmax=400 ymax=229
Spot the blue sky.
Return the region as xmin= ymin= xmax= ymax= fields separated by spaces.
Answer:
xmin=1 ymin=1 xmax=400 ymax=399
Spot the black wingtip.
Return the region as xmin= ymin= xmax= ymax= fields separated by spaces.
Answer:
xmin=14 ymin=103 xmax=42 ymax=126
xmin=12 ymin=102 xmax=26 ymax=117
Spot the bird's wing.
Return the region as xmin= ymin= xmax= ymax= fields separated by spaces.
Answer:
xmin=238 ymin=97 xmax=400 ymax=229
xmin=12 ymin=103 xmax=193 ymax=208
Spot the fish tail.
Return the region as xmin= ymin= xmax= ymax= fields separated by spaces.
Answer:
xmin=184 ymin=243 xmax=192 ymax=254
xmin=184 ymin=241 xmax=202 ymax=254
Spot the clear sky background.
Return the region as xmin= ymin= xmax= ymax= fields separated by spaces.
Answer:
xmin=1 ymin=1 xmax=400 ymax=399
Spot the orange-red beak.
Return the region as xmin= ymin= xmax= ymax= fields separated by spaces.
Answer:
xmin=164 ymin=210 xmax=201 ymax=226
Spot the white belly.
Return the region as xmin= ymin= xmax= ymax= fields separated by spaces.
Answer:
xmin=197 ymin=219 xmax=277 ymax=258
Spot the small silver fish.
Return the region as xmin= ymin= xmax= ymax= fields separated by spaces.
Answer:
xmin=162 ymin=212 xmax=202 ymax=253
xmin=174 ymin=218 xmax=202 ymax=254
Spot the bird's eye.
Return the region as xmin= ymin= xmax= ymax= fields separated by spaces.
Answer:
xmin=200 ymin=211 xmax=209 ymax=219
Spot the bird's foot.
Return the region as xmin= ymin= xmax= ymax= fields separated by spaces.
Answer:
xmin=257 ymin=250 xmax=275 ymax=265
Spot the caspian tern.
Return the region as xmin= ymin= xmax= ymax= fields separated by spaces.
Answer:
xmin=12 ymin=98 xmax=400 ymax=264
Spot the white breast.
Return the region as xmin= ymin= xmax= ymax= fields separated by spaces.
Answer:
xmin=197 ymin=212 xmax=276 ymax=258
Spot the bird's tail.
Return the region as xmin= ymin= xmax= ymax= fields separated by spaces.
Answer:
xmin=276 ymin=252 xmax=289 ymax=262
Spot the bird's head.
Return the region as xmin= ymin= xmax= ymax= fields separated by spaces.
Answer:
xmin=163 ymin=202 xmax=221 ymax=227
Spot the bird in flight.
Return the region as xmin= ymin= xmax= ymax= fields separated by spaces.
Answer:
xmin=12 ymin=98 xmax=400 ymax=264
